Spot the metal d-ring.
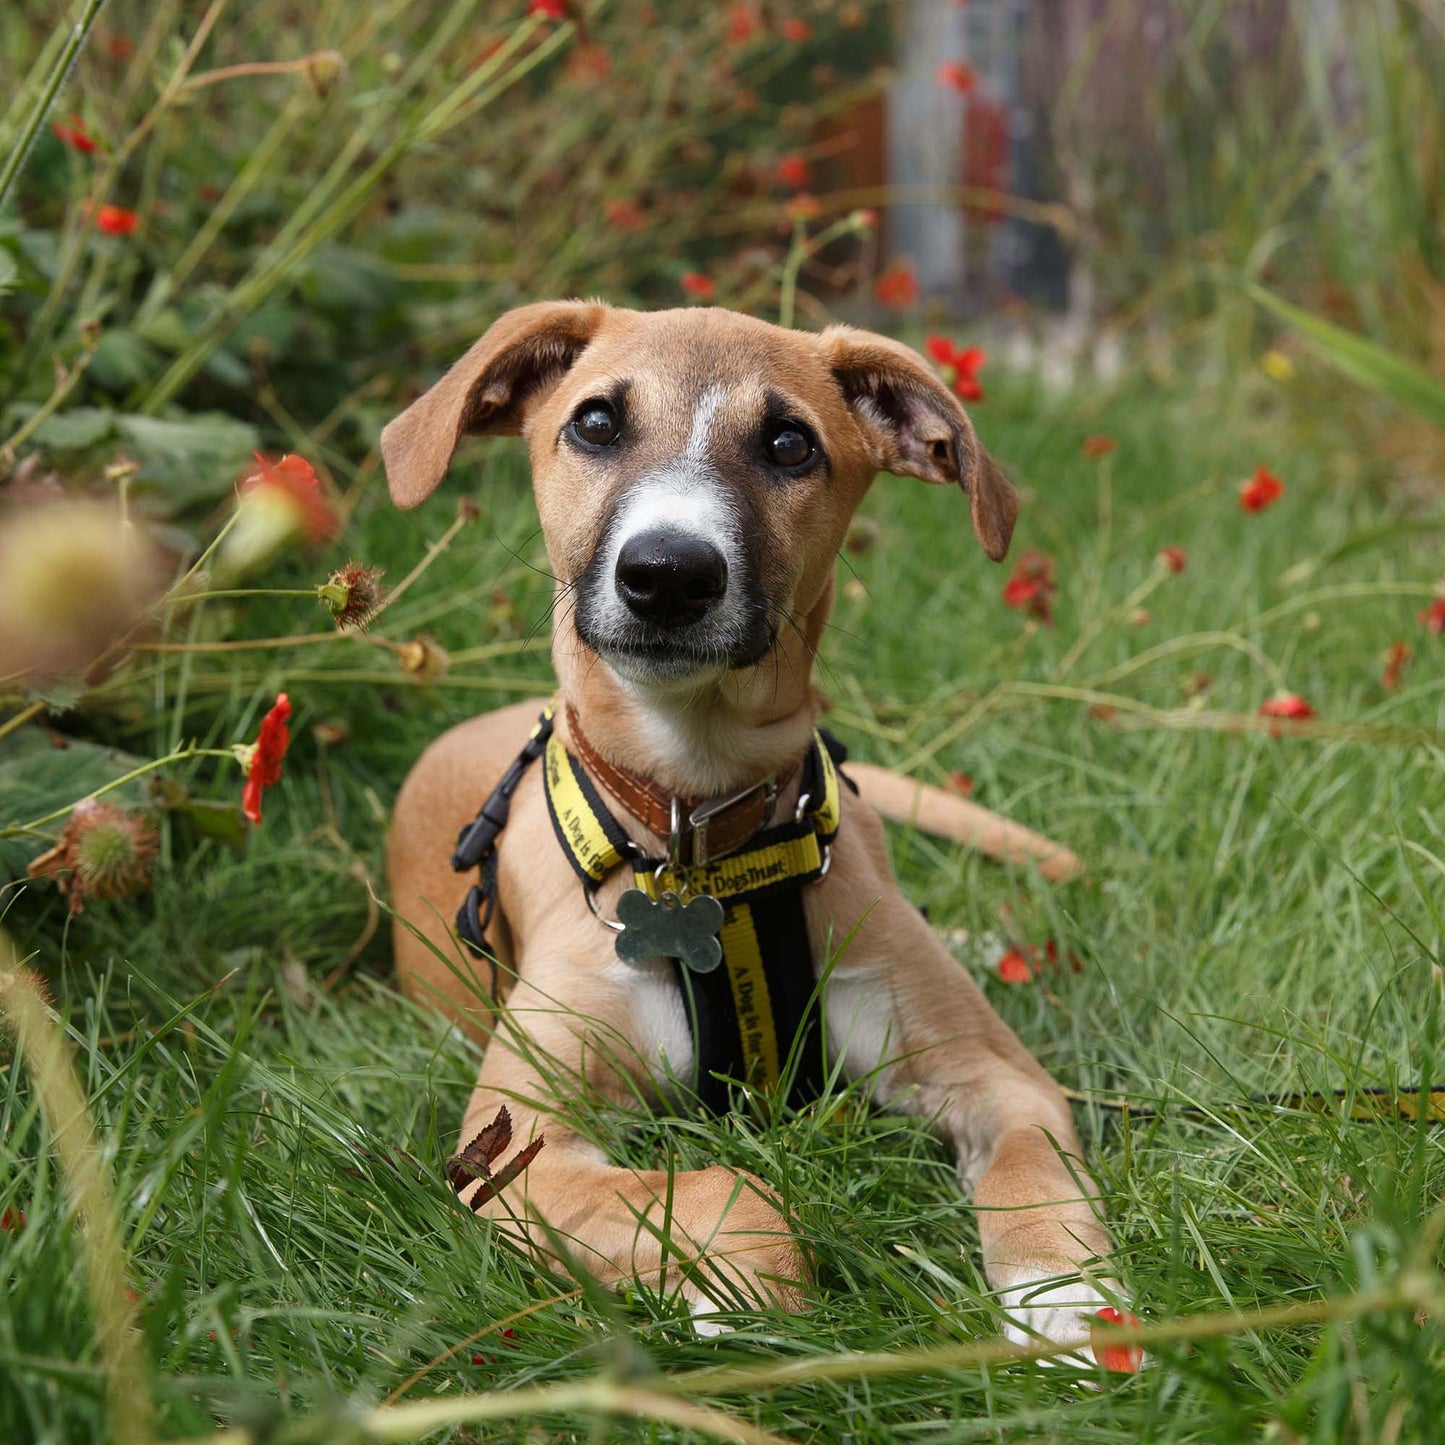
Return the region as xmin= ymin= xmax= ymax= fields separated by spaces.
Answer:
xmin=667 ymin=795 xmax=684 ymax=872
xmin=793 ymin=791 xmax=812 ymax=823
xmin=584 ymin=883 xmax=625 ymax=933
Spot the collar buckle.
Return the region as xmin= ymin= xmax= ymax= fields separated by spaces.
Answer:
xmin=687 ymin=777 xmax=777 ymax=868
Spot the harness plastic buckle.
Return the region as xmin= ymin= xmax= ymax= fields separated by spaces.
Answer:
xmin=452 ymin=801 xmax=504 ymax=871
xmin=452 ymin=752 xmax=536 ymax=870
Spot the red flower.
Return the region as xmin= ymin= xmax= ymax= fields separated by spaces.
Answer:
xmin=780 ymin=17 xmax=812 ymax=41
xmin=946 ymin=771 xmax=973 ymax=796
xmin=1092 ymin=1307 xmax=1144 ymax=1374
xmin=777 ymin=153 xmax=810 ymax=190
xmin=241 ymin=694 xmax=292 ymax=825
xmin=725 ymin=3 xmax=761 ymax=43
xmin=52 ymin=114 xmax=98 ymax=153
xmin=1419 ymin=595 xmax=1445 ymax=634
xmin=1259 ymin=692 xmax=1315 ymax=735
xmin=1082 ymin=434 xmax=1115 ymax=458
xmin=1381 ymin=641 xmax=1411 ymax=691
xmin=1159 ymin=546 xmax=1187 ymax=574
xmin=680 ymin=271 xmax=715 ymax=301
xmin=528 ymin=0 xmax=566 ymax=18
xmin=1239 ymin=465 xmax=1285 ymax=513
xmin=925 ymin=334 xmax=986 ymax=401
xmin=1001 ymin=550 xmax=1056 ymax=624
xmin=85 ymin=202 xmax=139 ymax=236
xmin=1 ymin=1208 xmax=26 ymax=1232
xmin=994 ymin=940 xmax=1079 ymax=985
xmin=936 ymin=61 xmax=977 ymax=94
xmin=996 ymin=947 xmax=1035 ymax=984
xmin=604 ymin=197 xmax=647 ymax=232
xmin=106 ymin=35 xmax=134 ymax=60
xmin=240 ymin=453 xmax=339 ymax=543
xmin=874 ymin=262 xmax=919 ymax=310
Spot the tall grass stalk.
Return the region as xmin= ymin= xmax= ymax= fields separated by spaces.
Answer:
xmin=0 ymin=932 xmax=155 ymax=1445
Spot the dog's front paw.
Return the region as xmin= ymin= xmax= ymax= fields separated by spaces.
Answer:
xmin=998 ymin=1275 xmax=1143 ymax=1372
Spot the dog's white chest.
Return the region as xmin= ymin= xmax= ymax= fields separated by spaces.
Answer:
xmin=616 ymin=954 xmax=695 ymax=1091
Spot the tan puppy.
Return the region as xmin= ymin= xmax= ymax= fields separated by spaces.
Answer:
xmin=384 ymin=301 xmax=1121 ymax=1350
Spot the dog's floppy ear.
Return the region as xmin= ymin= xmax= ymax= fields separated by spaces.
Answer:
xmin=822 ymin=325 xmax=1018 ymax=561
xmin=381 ymin=299 xmax=611 ymax=508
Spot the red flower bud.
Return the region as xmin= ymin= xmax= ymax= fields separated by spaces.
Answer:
xmin=1239 ymin=465 xmax=1285 ymax=513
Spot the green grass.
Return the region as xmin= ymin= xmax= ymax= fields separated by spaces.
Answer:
xmin=3 ymin=368 xmax=1445 ymax=1443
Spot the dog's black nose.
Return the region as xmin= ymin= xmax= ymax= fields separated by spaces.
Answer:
xmin=615 ymin=533 xmax=727 ymax=628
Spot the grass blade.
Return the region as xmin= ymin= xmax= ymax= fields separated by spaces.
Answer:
xmin=1249 ymin=284 xmax=1445 ymax=430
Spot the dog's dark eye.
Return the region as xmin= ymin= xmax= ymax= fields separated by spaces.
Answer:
xmin=571 ymin=400 xmax=620 ymax=448
xmin=767 ymin=420 xmax=815 ymax=470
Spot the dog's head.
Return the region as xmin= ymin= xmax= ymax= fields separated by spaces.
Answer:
xmin=382 ymin=301 xmax=1016 ymax=690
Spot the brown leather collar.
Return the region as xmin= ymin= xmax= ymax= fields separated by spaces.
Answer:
xmin=564 ymin=704 xmax=798 ymax=866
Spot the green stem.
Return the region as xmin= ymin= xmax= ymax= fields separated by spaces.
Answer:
xmin=0 ymin=744 xmax=234 ymax=838
xmin=778 ymin=218 xmax=808 ymax=330
xmin=17 ymin=0 xmax=225 ymax=388
xmin=0 ymin=937 xmax=156 ymax=1445
xmin=0 ymin=700 xmax=46 ymax=744
xmin=0 ymin=0 xmax=110 ymax=213
xmin=360 ymin=1275 xmax=1441 ymax=1442
xmin=0 ymin=331 xmax=99 ymax=469
xmin=373 ymin=510 xmax=469 ymax=616
xmin=138 ymin=5 xmax=590 ymax=412
xmin=172 ymin=588 xmax=319 ymax=604
xmin=1053 ymin=567 xmax=1170 ymax=680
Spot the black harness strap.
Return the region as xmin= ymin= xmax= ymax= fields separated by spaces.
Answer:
xmin=450 ymin=705 xmax=556 ymax=998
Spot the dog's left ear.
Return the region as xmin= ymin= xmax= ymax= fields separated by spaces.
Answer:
xmin=381 ymin=299 xmax=611 ymax=509
xmin=822 ymin=325 xmax=1018 ymax=561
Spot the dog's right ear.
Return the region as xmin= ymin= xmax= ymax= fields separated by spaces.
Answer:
xmin=381 ymin=299 xmax=611 ymax=508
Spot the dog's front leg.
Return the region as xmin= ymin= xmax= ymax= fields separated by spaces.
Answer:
xmin=455 ymin=992 xmax=806 ymax=1329
xmin=816 ymin=865 xmax=1120 ymax=1355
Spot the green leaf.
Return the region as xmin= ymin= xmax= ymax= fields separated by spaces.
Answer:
xmin=116 ymin=411 xmax=261 ymax=509
xmin=300 ymin=244 xmax=399 ymax=316
xmin=135 ymin=307 xmax=193 ymax=354
xmin=149 ymin=778 xmax=249 ymax=852
xmin=1249 ymin=284 xmax=1445 ymax=431
xmin=90 ymin=328 xmax=163 ymax=391
xmin=0 ymin=246 xmax=17 ymax=295
xmin=31 ymin=405 xmax=117 ymax=451
xmin=24 ymin=674 xmax=87 ymax=711
xmin=0 ymin=733 xmax=150 ymax=880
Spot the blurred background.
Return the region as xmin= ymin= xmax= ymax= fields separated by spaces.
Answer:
xmin=4 ymin=0 xmax=1441 ymax=481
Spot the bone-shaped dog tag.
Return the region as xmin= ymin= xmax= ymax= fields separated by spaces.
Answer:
xmin=614 ymin=888 xmax=724 ymax=973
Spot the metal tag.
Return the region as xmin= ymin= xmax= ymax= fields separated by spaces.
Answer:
xmin=615 ymin=888 xmax=724 ymax=973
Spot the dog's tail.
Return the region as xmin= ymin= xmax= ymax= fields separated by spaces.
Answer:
xmin=846 ymin=763 xmax=1084 ymax=883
